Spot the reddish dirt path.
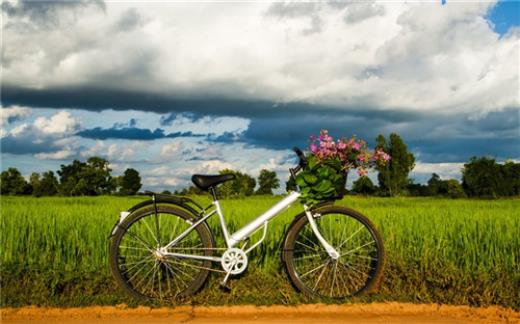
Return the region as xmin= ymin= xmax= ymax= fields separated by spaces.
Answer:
xmin=2 ymin=303 xmax=519 ymax=324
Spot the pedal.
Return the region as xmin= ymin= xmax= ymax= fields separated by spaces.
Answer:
xmin=219 ymin=282 xmax=231 ymax=292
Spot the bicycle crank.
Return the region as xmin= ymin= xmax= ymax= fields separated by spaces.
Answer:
xmin=220 ymin=248 xmax=248 ymax=290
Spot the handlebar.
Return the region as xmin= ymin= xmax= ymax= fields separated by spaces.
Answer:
xmin=292 ymin=147 xmax=307 ymax=172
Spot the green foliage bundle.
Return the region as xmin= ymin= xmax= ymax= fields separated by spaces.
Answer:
xmin=295 ymin=155 xmax=345 ymax=206
xmin=295 ymin=130 xmax=390 ymax=205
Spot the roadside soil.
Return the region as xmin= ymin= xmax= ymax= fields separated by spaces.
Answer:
xmin=2 ymin=302 xmax=519 ymax=324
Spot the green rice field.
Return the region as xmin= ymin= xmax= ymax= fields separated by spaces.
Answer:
xmin=1 ymin=195 xmax=519 ymax=309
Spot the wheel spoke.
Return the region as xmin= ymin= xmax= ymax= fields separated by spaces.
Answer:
xmin=288 ymin=210 xmax=382 ymax=299
xmin=112 ymin=209 xmax=213 ymax=300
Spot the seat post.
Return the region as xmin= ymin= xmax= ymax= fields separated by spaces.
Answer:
xmin=209 ymin=187 xmax=218 ymax=201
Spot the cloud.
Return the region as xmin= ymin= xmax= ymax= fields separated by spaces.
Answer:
xmin=1 ymin=110 xmax=81 ymax=157
xmin=0 ymin=105 xmax=31 ymax=127
xmin=2 ymin=1 xmax=517 ymax=117
xmin=142 ymin=159 xmax=235 ymax=190
xmin=1 ymin=0 xmax=105 ymax=28
xmin=77 ymin=126 xmax=167 ymax=140
xmin=35 ymin=149 xmax=76 ymax=160
xmin=343 ymin=2 xmax=385 ymax=24
xmin=112 ymin=8 xmax=145 ymax=32
xmin=413 ymin=162 xmax=464 ymax=180
xmin=33 ymin=111 xmax=80 ymax=135
xmin=161 ymin=141 xmax=183 ymax=157
xmin=1 ymin=1 xmax=519 ymax=184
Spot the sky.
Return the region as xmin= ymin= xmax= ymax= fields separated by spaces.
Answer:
xmin=1 ymin=0 xmax=519 ymax=192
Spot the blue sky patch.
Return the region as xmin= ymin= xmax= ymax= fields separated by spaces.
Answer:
xmin=487 ymin=0 xmax=520 ymax=35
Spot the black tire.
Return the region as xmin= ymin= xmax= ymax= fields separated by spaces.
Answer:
xmin=283 ymin=206 xmax=384 ymax=299
xmin=109 ymin=205 xmax=214 ymax=300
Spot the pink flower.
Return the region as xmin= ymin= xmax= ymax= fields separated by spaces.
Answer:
xmin=310 ymin=143 xmax=318 ymax=153
xmin=352 ymin=142 xmax=361 ymax=151
xmin=337 ymin=141 xmax=347 ymax=150
xmin=357 ymin=168 xmax=367 ymax=177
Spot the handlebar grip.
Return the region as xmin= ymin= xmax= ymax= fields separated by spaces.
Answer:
xmin=293 ymin=147 xmax=307 ymax=167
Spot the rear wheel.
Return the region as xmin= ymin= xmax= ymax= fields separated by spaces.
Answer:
xmin=109 ymin=205 xmax=214 ymax=300
xmin=283 ymin=206 xmax=384 ymax=299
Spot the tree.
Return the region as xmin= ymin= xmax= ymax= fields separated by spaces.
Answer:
xmin=352 ymin=176 xmax=376 ymax=196
xmin=40 ymin=171 xmax=59 ymax=196
xmin=375 ymin=133 xmax=415 ymax=196
xmin=256 ymin=169 xmax=280 ymax=195
xmin=462 ymin=157 xmax=502 ymax=198
xmin=218 ymin=169 xmax=256 ymax=198
xmin=407 ymin=181 xmax=428 ymax=196
xmin=118 ymin=168 xmax=142 ymax=195
xmin=445 ymin=179 xmax=466 ymax=198
xmin=427 ymin=173 xmax=443 ymax=196
xmin=500 ymin=160 xmax=520 ymax=197
xmin=30 ymin=171 xmax=59 ymax=197
xmin=29 ymin=172 xmax=41 ymax=197
xmin=58 ymin=157 xmax=114 ymax=196
xmin=1 ymin=168 xmax=30 ymax=195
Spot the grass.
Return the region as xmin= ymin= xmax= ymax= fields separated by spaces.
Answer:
xmin=1 ymin=195 xmax=519 ymax=309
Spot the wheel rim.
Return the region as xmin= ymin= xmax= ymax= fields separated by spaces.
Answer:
xmin=116 ymin=211 xmax=208 ymax=299
xmin=290 ymin=212 xmax=380 ymax=298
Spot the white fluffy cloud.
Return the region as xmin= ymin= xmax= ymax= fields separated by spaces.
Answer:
xmin=1 ymin=110 xmax=81 ymax=158
xmin=3 ymin=1 xmax=518 ymax=116
xmin=413 ymin=162 xmax=465 ymax=179
xmin=160 ymin=141 xmax=183 ymax=157
xmin=0 ymin=105 xmax=32 ymax=127
xmin=33 ymin=111 xmax=80 ymax=135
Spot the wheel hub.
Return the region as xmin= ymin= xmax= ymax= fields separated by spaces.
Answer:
xmin=154 ymin=247 xmax=168 ymax=261
xmin=221 ymin=248 xmax=248 ymax=275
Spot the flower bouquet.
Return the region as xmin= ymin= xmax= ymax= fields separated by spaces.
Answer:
xmin=295 ymin=129 xmax=390 ymax=206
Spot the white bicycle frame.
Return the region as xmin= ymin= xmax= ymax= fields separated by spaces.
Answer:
xmin=157 ymin=191 xmax=340 ymax=263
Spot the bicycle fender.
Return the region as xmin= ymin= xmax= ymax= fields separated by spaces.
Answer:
xmin=108 ymin=197 xmax=202 ymax=238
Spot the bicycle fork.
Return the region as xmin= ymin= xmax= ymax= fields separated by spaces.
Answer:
xmin=303 ymin=206 xmax=340 ymax=260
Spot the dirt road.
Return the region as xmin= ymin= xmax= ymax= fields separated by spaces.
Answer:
xmin=2 ymin=303 xmax=519 ymax=324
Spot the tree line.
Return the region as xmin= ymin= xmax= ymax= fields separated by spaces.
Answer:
xmin=1 ymin=157 xmax=142 ymax=197
xmin=1 ymin=134 xmax=518 ymax=198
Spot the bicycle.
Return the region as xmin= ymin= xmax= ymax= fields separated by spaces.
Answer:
xmin=109 ymin=148 xmax=384 ymax=300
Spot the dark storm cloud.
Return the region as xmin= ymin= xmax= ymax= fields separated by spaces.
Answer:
xmin=409 ymin=137 xmax=520 ymax=163
xmin=1 ymin=135 xmax=59 ymax=155
xmin=1 ymin=85 xmax=280 ymax=118
xmin=215 ymin=108 xmax=520 ymax=162
xmin=113 ymin=118 xmax=137 ymax=128
xmin=76 ymin=126 xmax=204 ymax=140
xmin=77 ymin=127 xmax=166 ymax=140
xmin=160 ymin=112 xmax=204 ymax=126
xmin=2 ymin=84 xmax=518 ymax=163
xmin=1 ymin=85 xmax=421 ymax=121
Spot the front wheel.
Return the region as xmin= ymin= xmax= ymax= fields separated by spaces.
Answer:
xmin=283 ymin=206 xmax=384 ymax=299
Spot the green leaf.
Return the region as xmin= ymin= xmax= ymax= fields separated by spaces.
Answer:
xmin=308 ymin=155 xmax=317 ymax=170
xmin=303 ymin=173 xmax=318 ymax=184
xmin=314 ymin=179 xmax=332 ymax=192
xmin=295 ymin=175 xmax=306 ymax=187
